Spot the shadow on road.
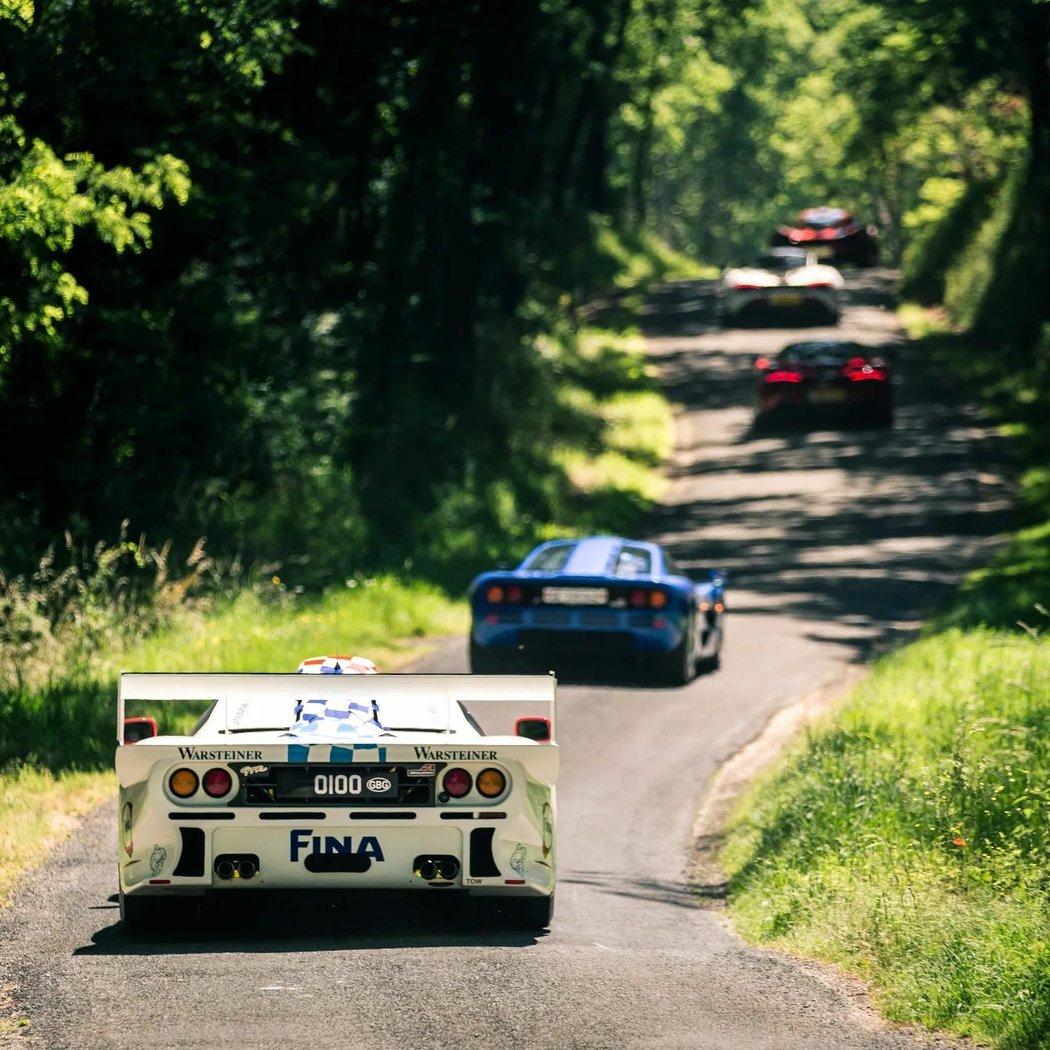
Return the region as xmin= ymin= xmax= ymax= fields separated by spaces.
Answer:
xmin=75 ymin=892 xmax=546 ymax=957
xmin=639 ymin=272 xmax=1016 ymax=664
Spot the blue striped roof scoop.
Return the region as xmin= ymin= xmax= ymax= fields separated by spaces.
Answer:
xmin=291 ymin=654 xmax=385 ymax=735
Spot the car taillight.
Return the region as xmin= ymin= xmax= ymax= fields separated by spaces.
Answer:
xmin=442 ymin=768 xmax=472 ymax=798
xmin=169 ymin=768 xmax=199 ymax=798
xmin=630 ymin=589 xmax=667 ymax=609
xmin=202 ymin=768 xmax=233 ymax=798
xmin=476 ymin=768 xmax=507 ymax=798
xmin=805 ymin=281 xmax=835 ymax=288
xmin=732 ymin=282 xmax=765 ymax=290
xmin=764 ymin=370 xmax=803 ymax=383
xmin=846 ymin=365 xmax=887 ymax=382
xmin=486 ymin=584 xmax=524 ymax=604
xmin=754 ymin=356 xmax=770 ymax=370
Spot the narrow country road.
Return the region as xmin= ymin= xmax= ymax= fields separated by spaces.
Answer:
xmin=0 ymin=272 xmax=1010 ymax=1049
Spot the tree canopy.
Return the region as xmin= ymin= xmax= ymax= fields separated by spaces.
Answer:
xmin=0 ymin=0 xmax=1044 ymax=584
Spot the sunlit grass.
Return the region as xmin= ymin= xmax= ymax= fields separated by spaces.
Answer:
xmin=0 ymin=766 xmax=114 ymax=906
xmin=105 ymin=575 xmax=468 ymax=676
xmin=722 ymin=628 xmax=1050 ymax=1049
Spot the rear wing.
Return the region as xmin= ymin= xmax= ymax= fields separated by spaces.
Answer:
xmin=117 ymin=671 xmax=557 ymax=744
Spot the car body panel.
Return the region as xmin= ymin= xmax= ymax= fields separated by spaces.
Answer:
xmin=116 ymin=671 xmax=558 ymax=921
xmin=468 ymin=536 xmax=726 ymax=683
xmin=771 ymin=207 xmax=879 ymax=267
xmin=720 ymin=247 xmax=843 ymax=325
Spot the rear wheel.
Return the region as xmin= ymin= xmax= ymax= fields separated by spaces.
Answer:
xmin=474 ymin=895 xmax=554 ymax=931
xmin=655 ymin=618 xmax=696 ymax=687
xmin=120 ymin=893 xmax=170 ymax=935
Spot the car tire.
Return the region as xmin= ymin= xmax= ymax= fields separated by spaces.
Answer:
xmin=120 ymin=892 xmax=169 ymax=935
xmin=474 ymin=895 xmax=554 ymax=931
xmin=699 ymin=624 xmax=723 ymax=674
xmin=469 ymin=637 xmax=509 ymax=674
xmin=655 ymin=618 xmax=696 ymax=687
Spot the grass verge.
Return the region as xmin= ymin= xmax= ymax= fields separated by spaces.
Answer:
xmin=721 ymin=626 xmax=1050 ymax=1049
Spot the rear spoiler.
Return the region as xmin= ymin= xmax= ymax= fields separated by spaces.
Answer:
xmin=117 ymin=671 xmax=557 ymax=744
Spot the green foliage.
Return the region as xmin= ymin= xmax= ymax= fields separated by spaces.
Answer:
xmin=0 ymin=74 xmax=189 ymax=358
xmin=723 ymin=628 xmax=1050 ymax=1048
xmin=0 ymin=526 xmax=213 ymax=692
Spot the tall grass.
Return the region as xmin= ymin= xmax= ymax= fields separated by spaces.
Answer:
xmin=722 ymin=626 xmax=1050 ymax=1049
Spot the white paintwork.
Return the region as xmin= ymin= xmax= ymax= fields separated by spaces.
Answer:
xmin=116 ymin=672 xmax=557 ymax=911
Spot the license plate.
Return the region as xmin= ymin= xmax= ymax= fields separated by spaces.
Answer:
xmin=770 ymin=292 xmax=802 ymax=306
xmin=269 ymin=766 xmax=399 ymax=802
xmin=808 ymin=387 xmax=846 ymax=403
xmin=542 ymin=586 xmax=608 ymax=606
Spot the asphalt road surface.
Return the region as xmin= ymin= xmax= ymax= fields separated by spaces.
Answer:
xmin=0 ymin=272 xmax=1011 ymax=1049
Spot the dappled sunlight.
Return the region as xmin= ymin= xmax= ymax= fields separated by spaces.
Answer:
xmin=641 ymin=273 xmax=1016 ymax=660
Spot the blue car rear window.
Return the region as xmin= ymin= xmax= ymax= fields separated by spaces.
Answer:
xmin=613 ymin=547 xmax=652 ymax=576
xmin=522 ymin=543 xmax=575 ymax=572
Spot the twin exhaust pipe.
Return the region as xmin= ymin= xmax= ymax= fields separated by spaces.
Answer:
xmin=214 ymin=854 xmax=259 ymax=881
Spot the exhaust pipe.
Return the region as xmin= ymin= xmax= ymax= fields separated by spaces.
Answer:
xmin=214 ymin=854 xmax=260 ymax=881
xmin=413 ymin=855 xmax=460 ymax=881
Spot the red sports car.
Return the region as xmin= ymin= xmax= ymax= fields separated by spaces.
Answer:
xmin=753 ymin=339 xmax=893 ymax=428
xmin=771 ymin=207 xmax=879 ymax=268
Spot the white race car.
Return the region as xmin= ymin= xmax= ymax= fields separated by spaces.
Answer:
xmin=720 ymin=247 xmax=843 ymax=326
xmin=116 ymin=659 xmax=558 ymax=932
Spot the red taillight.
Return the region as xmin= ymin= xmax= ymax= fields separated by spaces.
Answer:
xmin=764 ymin=370 xmax=803 ymax=384
xmin=486 ymin=583 xmax=523 ymax=604
xmin=731 ymin=282 xmax=765 ymax=290
xmin=805 ymin=281 xmax=834 ymax=288
xmin=754 ymin=356 xmax=770 ymax=370
xmin=442 ymin=768 xmax=472 ymax=798
xmin=847 ymin=365 xmax=887 ymax=382
xmin=202 ymin=768 xmax=233 ymax=798
xmin=629 ymin=589 xmax=667 ymax=609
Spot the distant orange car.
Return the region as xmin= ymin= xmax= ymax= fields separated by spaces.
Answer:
xmin=771 ymin=207 xmax=879 ymax=268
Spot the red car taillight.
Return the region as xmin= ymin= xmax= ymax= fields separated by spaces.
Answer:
xmin=629 ymin=589 xmax=669 ymax=609
xmin=846 ymin=364 xmax=887 ymax=382
xmin=202 ymin=768 xmax=233 ymax=798
xmin=763 ymin=370 xmax=803 ymax=384
xmin=442 ymin=768 xmax=473 ymax=798
xmin=486 ymin=584 xmax=524 ymax=604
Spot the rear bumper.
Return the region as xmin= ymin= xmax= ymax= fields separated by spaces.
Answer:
xmin=472 ymin=610 xmax=686 ymax=656
xmin=724 ymin=289 xmax=838 ymax=322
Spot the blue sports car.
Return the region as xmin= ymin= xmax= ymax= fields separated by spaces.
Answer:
xmin=468 ymin=536 xmax=726 ymax=686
